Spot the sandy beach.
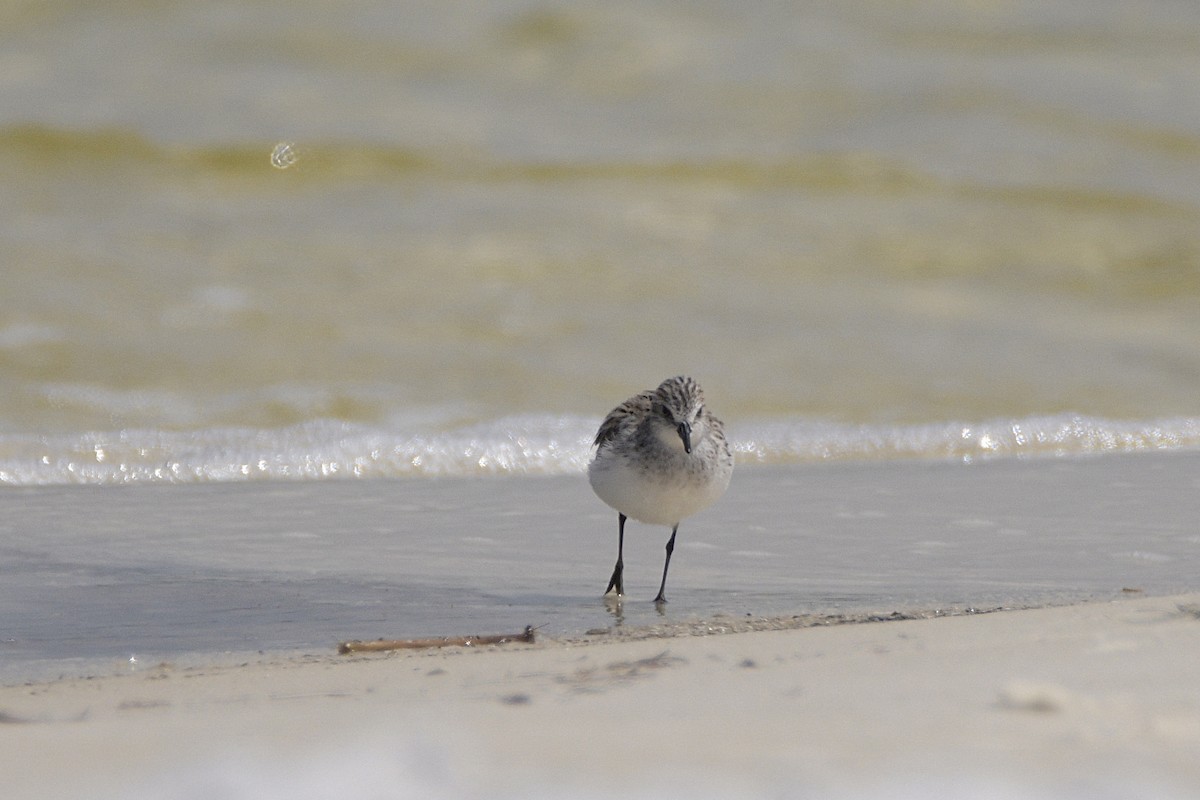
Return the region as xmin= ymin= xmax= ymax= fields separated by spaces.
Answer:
xmin=2 ymin=448 xmax=1198 ymax=800
xmin=3 ymin=451 xmax=1200 ymax=796
xmin=2 ymin=592 xmax=1199 ymax=798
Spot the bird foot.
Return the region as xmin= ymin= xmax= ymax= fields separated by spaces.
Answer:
xmin=605 ymin=563 xmax=624 ymax=597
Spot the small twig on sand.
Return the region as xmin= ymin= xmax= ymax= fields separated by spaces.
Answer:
xmin=337 ymin=625 xmax=536 ymax=655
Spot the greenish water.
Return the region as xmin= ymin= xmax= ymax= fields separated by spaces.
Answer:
xmin=2 ymin=1 xmax=1200 ymax=480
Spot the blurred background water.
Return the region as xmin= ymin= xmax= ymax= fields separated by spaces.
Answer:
xmin=3 ymin=0 xmax=1200 ymax=482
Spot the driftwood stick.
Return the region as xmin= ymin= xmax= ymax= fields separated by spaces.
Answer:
xmin=337 ymin=625 xmax=536 ymax=655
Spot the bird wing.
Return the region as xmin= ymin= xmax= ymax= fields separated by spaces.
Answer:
xmin=593 ymin=391 xmax=655 ymax=448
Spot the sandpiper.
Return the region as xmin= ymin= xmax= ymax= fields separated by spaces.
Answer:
xmin=588 ymin=376 xmax=734 ymax=603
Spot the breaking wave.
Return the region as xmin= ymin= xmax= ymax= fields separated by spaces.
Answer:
xmin=3 ymin=413 xmax=1200 ymax=486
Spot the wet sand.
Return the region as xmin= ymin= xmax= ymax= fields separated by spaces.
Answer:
xmin=5 ymin=450 xmax=1200 ymax=683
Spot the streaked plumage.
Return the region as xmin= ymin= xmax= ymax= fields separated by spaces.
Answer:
xmin=588 ymin=376 xmax=734 ymax=603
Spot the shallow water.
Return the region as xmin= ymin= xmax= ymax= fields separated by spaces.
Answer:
xmin=4 ymin=451 xmax=1199 ymax=683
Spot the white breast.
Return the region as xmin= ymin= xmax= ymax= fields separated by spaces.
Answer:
xmin=588 ymin=451 xmax=731 ymax=527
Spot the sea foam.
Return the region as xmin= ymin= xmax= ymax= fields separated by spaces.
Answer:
xmin=3 ymin=413 xmax=1200 ymax=486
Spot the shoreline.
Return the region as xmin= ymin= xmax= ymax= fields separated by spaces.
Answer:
xmin=2 ymin=599 xmax=1032 ymax=687
xmin=1 ymin=590 xmax=1133 ymax=690
xmin=4 ymin=593 xmax=1200 ymax=797
xmin=6 ymin=450 xmax=1200 ymax=680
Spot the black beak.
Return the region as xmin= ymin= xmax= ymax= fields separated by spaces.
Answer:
xmin=677 ymin=421 xmax=692 ymax=454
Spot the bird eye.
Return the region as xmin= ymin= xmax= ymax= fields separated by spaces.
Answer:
xmin=659 ymin=404 xmax=673 ymax=419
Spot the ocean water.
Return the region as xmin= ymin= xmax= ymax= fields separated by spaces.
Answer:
xmin=2 ymin=0 xmax=1200 ymax=484
xmin=3 ymin=0 xmax=1200 ymax=679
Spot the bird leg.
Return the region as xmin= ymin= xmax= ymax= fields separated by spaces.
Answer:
xmin=605 ymin=513 xmax=627 ymax=596
xmin=653 ymin=524 xmax=678 ymax=604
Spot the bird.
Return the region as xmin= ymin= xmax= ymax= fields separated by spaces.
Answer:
xmin=587 ymin=375 xmax=734 ymax=603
